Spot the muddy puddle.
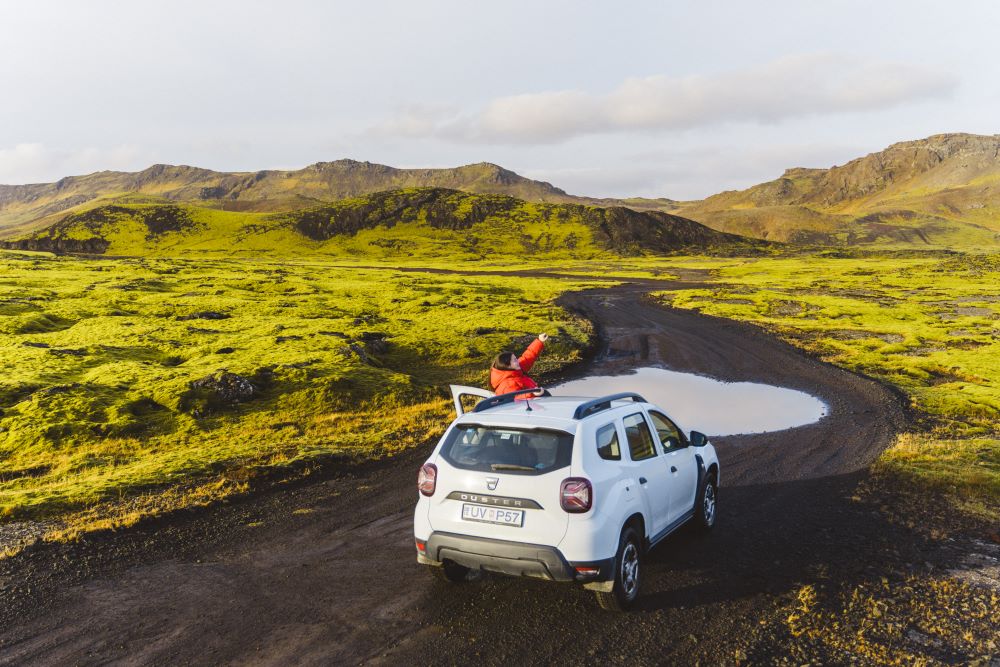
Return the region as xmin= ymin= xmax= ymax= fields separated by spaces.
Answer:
xmin=552 ymin=367 xmax=827 ymax=436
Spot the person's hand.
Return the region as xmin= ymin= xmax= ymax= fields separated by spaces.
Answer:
xmin=538 ymin=333 xmax=549 ymax=342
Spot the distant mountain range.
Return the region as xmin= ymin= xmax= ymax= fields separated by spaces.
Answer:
xmin=0 ymin=160 xmax=675 ymax=239
xmin=1 ymin=132 xmax=998 ymax=250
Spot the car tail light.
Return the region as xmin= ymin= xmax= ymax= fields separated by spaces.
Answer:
xmin=560 ymin=477 xmax=592 ymax=513
xmin=415 ymin=539 xmax=426 ymax=553
xmin=417 ymin=463 xmax=437 ymax=496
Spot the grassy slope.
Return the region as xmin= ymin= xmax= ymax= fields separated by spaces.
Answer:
xmin=685 ymin=205 xmax=1000 ymax=248
xmin=4 ymin=195 xmax=592 ymax=259
xmin=657 ymin=253 xmax=1000 ymax=519
xmin=0 ymin=252 xmax=598 ymax=525
xmin=3 ymin=189 xmax=754 ymax=259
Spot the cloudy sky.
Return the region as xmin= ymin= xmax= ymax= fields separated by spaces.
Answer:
xmin=2 ymin=1 xmax=998 ymax=199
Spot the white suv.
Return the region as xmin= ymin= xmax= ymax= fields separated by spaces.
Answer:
xmin=414 ymin=385 xmax=721 ymax=610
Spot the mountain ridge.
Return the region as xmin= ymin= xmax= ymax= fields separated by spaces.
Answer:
xmin=0 ymin=159 xmax=678 ymax=239
xmin=2 ymin=132 xmax=998 ymax=248
xmin=677 ymin=132 xmax=1000 ymax=246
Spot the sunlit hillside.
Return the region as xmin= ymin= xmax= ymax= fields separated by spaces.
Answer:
xmin=1 ymin=188 xmax=757 ymax=259
xmin=678 ymin=133 xmax=1000 ymax=247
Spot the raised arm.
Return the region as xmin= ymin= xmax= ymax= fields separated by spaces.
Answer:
xmin=518 ymin=334 xmax=547 ymax=373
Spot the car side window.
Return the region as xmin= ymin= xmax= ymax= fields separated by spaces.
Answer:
xmin=648 ymin=411 xmax=684 ymax=452
xmin=595 ymin=423 xmax=621 ymax=461
xmin=622 ymin=412 xmax=657 ymax=461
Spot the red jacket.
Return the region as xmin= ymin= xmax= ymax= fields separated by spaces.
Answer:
xmin=490 ymin=338 xmax=544 ymax=396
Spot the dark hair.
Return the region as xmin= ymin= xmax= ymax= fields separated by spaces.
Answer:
xmin=492 ymin=351 xmax=518 ymax=371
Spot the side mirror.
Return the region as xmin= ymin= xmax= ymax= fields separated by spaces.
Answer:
xmin=690 ymin=431 xmax=708 ymax=447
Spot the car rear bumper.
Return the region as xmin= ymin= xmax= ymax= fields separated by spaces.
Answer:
xmin=421 ymin=531 xmax=613 ymax=583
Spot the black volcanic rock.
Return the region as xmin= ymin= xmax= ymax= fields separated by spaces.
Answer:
xmin=1 ymin=237 xmax=111 ymax=254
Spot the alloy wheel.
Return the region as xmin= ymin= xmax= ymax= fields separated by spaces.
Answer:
xmin=621 ymin=541 xmax=639 ymax=599
xmin=703 ymin=483 xmax=716 ymax=525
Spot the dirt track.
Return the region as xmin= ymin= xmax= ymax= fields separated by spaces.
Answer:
xmin=0 ymin=275 xmax=916 ymax=665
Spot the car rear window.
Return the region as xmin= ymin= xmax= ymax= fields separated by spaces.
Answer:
xmin=596 ymin=423 xmax=621 ymax=460
xmin=440 ymin=424 xmax=574 ymax=475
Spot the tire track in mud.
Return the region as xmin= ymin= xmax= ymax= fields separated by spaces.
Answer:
xmin=0 ymin=274 xmax=912 ymax=665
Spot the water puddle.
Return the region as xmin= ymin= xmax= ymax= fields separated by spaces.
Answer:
xmin=552 ymin=367 xmax=827 ymax=436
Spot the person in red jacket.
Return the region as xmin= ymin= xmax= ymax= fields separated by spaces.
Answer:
xmin=490 ymin=333 xmax=549 ymax=395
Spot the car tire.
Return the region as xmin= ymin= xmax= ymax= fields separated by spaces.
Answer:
xmin=594 ymin=526 xmax=643 ymax=611
xmin=431 ymin=560 xmax=481 ymax=583
xmin=693 ymin=474 xmax=718 ymax=531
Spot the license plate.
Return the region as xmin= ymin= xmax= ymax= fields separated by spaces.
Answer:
xmin=461 ymin=503 xmax=524 ymax=527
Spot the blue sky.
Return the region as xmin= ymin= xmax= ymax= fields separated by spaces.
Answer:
xmin=2 ymin=0 xmax=998 ymax=198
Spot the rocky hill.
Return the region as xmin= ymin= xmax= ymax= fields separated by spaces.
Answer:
xmin=1 ymin=188 xmax=760 ymax=259
xmin=678 ymin=133 xmax=1000 ymax=246
xmin=0 ymin=161 xmax=675 ymax=239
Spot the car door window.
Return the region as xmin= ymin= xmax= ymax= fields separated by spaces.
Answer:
xmin=648 ymin=411 xmax=684 ymax=452
xmin=595 ymin=423 xmax=621 ymax=460
xmin=623 ymin=413 xmax=657 ymax=461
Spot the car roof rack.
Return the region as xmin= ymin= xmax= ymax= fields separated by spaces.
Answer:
xmin=572 ymin=393 xmax=646 ymax=420
xmin=471 ymin=387 xmax=546 ymax=413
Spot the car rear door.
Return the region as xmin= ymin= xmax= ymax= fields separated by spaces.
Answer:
xmin=427 ymin=424 xmax=571 ymax=548
xmin=648 ymin=410 xmax=699 ymax=525
xmin=621 ymin=411 xmax=671 ymax=537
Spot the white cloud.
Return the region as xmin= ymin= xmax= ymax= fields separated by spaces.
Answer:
xmin=366 ymin=104 xmax=462 ymax=140
xmin=0 ymin=143 xmax=146 ymax=184
xmin=371 ymin=54 xmax=958 ymax=145
xmin=459 ymin=91 xmax=605 ymax=143
xmin=0 ymin=144 xmax=50 ymax=183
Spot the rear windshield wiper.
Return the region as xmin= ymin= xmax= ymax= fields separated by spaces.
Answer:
xmin=490 ymin=463 xmax=536 ymax=472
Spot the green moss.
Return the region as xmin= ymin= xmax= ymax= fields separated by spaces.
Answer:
xmin=5 ymin=188 xmax=750 ymax=259
xmin=6 ymin=248 xmax=995 ymax=526
xmin=877 ymin=435 xmax=1000 ymax=518
xmin=0 ymin=252 xmax=597 ymax=520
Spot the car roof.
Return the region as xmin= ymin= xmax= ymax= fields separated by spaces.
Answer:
xmin=455 ymin=395 xmax=653 ymax=431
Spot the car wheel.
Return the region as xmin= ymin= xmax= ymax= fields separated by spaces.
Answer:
xmin=594 ymin=526 xmax=642 ymax=611
xmin=431 ymin=560 xmax=481 ymax=583
xmin=694 ymin=475 xmax=717 ymax=531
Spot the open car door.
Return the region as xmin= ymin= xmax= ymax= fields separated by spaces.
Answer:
xmin=449 ymin=385 xmax=494 ymax=417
